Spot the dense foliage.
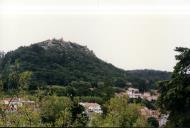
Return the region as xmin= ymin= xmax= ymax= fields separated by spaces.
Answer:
xmin=90 ymin=95 xmax=148 ymax=127
xmin=0 ymin=95 xmax=88 ymax=127
xmin=0 ymin=39 xmax=171 ymax=93
xmin=158 ymin=47 xmax=190 ymax=127
xmin=0 ymin=39 xmax=126 ymax=88
xmin=0 ymin=104 xmax=41 ymax=127
xmin=0 ymin=51 xmax=5 ymax=71
xmin=147 ymin=117 xmax=159 ymax=128
xmin=40 ymin=96 xmax=88 ymax=127
xmin=126 ymin=70 xmax=171 ymax=92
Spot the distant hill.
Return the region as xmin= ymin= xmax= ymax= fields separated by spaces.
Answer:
xmin=0 ymin=39 xmax=127 ymax=89
xmin=126 ymin=69 xmax=171 ymax=91
xmin=0 ymin=39 xmax=171 ymax=91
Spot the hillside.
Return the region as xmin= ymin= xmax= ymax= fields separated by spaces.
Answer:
xmin=0 ymin=39 xmax=171 ymax=91
xmin=126 ymin=69 xmax=171 ymax=91
xmin=0 ymin=39 xmax=126 ymax=88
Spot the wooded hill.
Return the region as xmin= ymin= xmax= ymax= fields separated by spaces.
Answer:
xmin=0 ymin=39 xmax=171 ymax=92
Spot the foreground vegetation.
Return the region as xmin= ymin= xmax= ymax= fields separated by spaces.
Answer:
xmin=89 ymin=95 xmax=148 ymax=127
xmin=0 ymin=95 xmax=88 ymax=127
xmin=0 ymin=93 xmax=155 ymax=127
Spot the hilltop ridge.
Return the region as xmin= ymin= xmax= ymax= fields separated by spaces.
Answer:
xmin=0 ymin=38 xmax=170 ymax=91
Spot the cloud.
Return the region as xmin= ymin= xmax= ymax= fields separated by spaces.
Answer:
xmin=1 ymin=0 xmax=190 ymax=14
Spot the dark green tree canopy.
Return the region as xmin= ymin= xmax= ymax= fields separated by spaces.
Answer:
xmin=158 ymin=47 xmax=190 ymax=127
xmin=147 ymin=117 xmax=159 ymax=128
xmin=0 ymin=39 xmax=170 ymax=92
xmin=0 ymin=39 xmax=126 ymax=88
xmin=0 ymin=51 xmax=5 ymax=70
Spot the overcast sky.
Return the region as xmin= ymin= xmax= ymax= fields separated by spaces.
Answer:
xmin=1 ymin=0 xmax=190 ymax=71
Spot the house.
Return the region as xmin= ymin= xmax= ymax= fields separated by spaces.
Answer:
xmin=118 ymin=87 xmax=160 ymax=101
xmin=79 ymin=102 xmax=103 ymax=117
xmin=127 ymin=87 xmax=141 ymax=98
xmin=0 ymin=98 xmax=23 ymax=108
xmin=142 ymin=92 xmax=159 ymax=101
xmin=140 ymin=107 xmax=160 ymax=119
xmin=0 ymin=97 xmax=35 ymax=112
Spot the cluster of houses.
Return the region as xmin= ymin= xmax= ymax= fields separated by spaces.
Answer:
xmin=116 ymin=87 xmax=168 ymax=127
xmin=140 ymin=107 xmax=159 ymax=119
xmin=79 ymin=87 xmax=168 ymax=127
xmin=127 ymin=87 xmax=169 ymax=127
xmin=79 ymin=88 xmax=158 ymax=117
xmin=126 ymin=87 xmax=159 ymax=101
xmin=0 ymin=97 xmax=35 ymax=112
xmin=140 ymin=107 xmax=169 ymax=127
xmin=0 ymin=87 xmax=168 ymax=127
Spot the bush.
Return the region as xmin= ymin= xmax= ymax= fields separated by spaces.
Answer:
xmin=147 ymin=117 xmax=159 ymax=128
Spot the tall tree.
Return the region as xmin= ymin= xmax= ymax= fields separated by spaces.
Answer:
xmin=5 ymin=60 xmax=32 ymax=93
xmin=157 ymin=47 xmax=190 ymax=127
xmin=0 ymin=51 xmax=4 ymax=94
xmin=0 ymin=51 xmax=5 ymax=66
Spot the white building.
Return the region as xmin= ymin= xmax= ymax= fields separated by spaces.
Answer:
xmin=1 ymin=98 xmax=22 ymax=107
xmin=79 ymin=102 xmax=103 ymax=117
xmin=127 ymin=87 xmax=141 ymax=98
xmin=159 ymin=114 xmax=169 ymax=127
xmin=0 ymin=97 xmax=35 ymax=112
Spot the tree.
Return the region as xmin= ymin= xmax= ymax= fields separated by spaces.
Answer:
xmin=19 ymin=71 xmax=32 ymax=90
xmin=157 ymin=47 xmax=190 ymax=127
xmin=70 ymin=81 xmax=91 ymax=96
xmin=40 ymin=95 xmax=88 ymax=127
xmin=40 ymin=96 xmax=73 ymax=127
xmin=3 ymin=59 xmax=32 ymax=94
xmin=71 ymin=103 xmax=88 ymax=127
xmin=0 ymin=51 xmax=5 ymax=67
xmin=7 ymin=60 xmax=20 ymax=91
xmin=0 ymin=80 xmax=3 ymax=92
xmin=114 ymin=78 xmax=126 ymax=87
xmin=90 ymin=95 xmax=148 ymax=127
xmin=94 ymin=81 xmax=115 ymax=101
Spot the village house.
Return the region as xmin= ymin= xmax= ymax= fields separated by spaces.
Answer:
xmin=140 ymin=107 xmax=160 ymax=119
xmin=0 ymin=98 xmax=23 ymax=110
xmin=0 ymin=97 xmax=35 ymax=112
xmin=142 ymin=92 xmax=159 ymax=101
xmin=79 ymin=102 xmax=103 ymax=117
xmin=125 ymin=87 xmax=159 ymax=101
xmin=127 ymin=87 xmax=142 ymax=98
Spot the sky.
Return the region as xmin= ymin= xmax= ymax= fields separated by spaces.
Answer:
xmin=0 ymin=0 xmax=190 ymax=71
